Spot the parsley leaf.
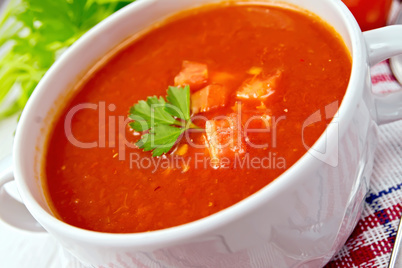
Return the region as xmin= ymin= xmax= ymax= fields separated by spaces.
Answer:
xmin=137 ymin=125 xmax=186 ymax=157
xmin=129 ymin=96 xmax=178 ymax=131
xmin=129 ymin=86 xmax=201 ymax=157
xmin=166 ymin=85 xmax=190 ymax=121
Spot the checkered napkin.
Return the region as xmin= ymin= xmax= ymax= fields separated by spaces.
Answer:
xmin=325 ymin=60 xmax=402 ymax=267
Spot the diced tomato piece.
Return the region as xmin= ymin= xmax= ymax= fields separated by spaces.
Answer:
xmin=191 ymin=84 xmax=230 ymax=114
xmin=205 ymin=113 xmax=246 ymax=165
xmin=174 ymin=61 xmax=208 ymax=91
xmin=236 ymin=70 xmax=282 ymax=100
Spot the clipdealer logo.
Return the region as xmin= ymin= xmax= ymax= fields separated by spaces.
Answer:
xmin=63 ymin=100 xmax=340 ymax=168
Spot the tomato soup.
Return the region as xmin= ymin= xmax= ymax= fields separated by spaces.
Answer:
xmin=44 ymin=3 xmax=351 ymax=233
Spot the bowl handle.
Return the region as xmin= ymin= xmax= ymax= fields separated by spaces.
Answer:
xmin=364 ymin=25 xmax=402 ymax=66
xmin=0 ymin=156 xmax=45 ymax=232
xmin=364 ymin=25 xmax=402 ymax=125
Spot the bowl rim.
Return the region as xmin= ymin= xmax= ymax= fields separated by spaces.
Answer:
xmin=13 ymin=0 xmax=366 ymax=247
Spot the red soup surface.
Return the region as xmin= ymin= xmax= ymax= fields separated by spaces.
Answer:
xmin=44 ymin=3 xmax=352 ymax=233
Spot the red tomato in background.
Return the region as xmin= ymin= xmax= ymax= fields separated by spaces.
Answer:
xmin=342 ymin=0 xmax=393 ymax=31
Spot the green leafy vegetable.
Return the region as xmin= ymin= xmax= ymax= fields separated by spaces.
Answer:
xmin=129 ymin=85 xmax=201 ymax=157
xmin=0 ymin=0 xmax=133 ymax=119
xmin=137 ymin=125 xmax=186 ymax=157
xmin=166 ymin=86 xmax=191 ymax=120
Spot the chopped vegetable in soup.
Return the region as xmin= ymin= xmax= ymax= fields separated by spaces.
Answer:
xmin=44 ymin=3 xmax=351 ymax=233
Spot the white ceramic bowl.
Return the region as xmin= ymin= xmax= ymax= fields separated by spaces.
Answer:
xmin=2 ymin=0 xmax=402 ymax=267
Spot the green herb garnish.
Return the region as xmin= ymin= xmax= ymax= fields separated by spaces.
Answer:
xmin=129 ymin=85 xmax=201 ymax=156
xmin=0 ymin=0 xmax=133 ymax=119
